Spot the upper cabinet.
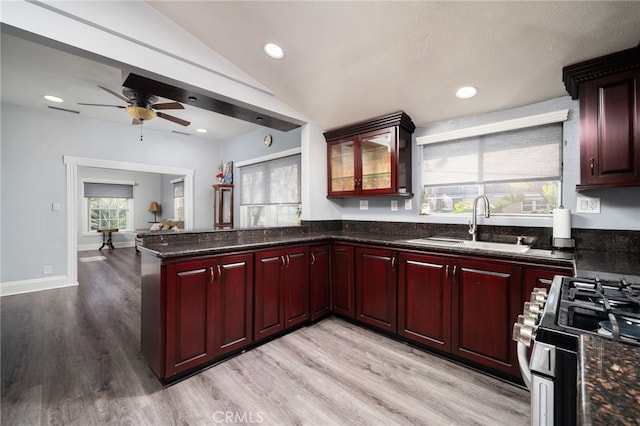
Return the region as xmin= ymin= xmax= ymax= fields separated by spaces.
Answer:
xmin=563 ymin=46 xmax=640 ymax=190
xmin=324 ymin=112 xmax=415 ymax=197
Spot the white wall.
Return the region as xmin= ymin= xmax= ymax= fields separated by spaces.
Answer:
xmin=1 ymin=103 xmax=221 ymax=285
xmin=337 ymin=96 xmax=640 ymax=231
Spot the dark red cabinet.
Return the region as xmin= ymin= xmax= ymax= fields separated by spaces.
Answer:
xmin=563 ymin=46 xmax=640 ymax=190
xmin=254 ymin=246 xmax=309 ymax=341
xmin=579 ymin=70 xmax=640 ymax=189
xmin=324 ymin=112 xmax=415 ymax=197
xmin=355 ymin=247 xmax=397 ymax=333
xmin=451 ymin=258 xmax=521 ymax=376
xmin=310 ymin=244 xmax=331 ymax=321
xmin=523 ymin=265 xmax=572 ymax=300
xmin=162 ymin=252 xmax=253 ymax=378
xmin=397 ymin=251 xmax=452 ymax=352
xmin=330 ymin=244 xmax=355 ymax=318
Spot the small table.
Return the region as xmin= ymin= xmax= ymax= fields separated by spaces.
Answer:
xmin=97 ymin=229 xmax=118 ymax=250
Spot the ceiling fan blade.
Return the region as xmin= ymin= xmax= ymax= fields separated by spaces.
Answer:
xmin=77 ymin=103 xmax=126 ymax=108
xmin=157 ymin=112 xmax=190 ymax=127
xmin=152 ymin=101 xmax=184 ymax=110
xmin=98 ymin=85 xmax=130 ymax=103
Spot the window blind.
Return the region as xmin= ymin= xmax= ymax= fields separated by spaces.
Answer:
xmin=84 ymin=182 xmax=133 ymax=198
xmin=422 ymin=123 xmax=562 ymax=186
xmin=239 ymin=154 xmax=301 ymax=205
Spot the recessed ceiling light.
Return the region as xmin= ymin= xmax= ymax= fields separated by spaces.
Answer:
xmin=44 ymin=95 xmax=64 ymax=103
xmin=264 ymin=43 xmax=284 ymax=59
xmin=196 ymin=128 xmax=208 ymax=133
xmin=455 ymin=86 xmax=478 ymax=99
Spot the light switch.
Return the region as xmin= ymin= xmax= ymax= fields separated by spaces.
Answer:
xmin=405 ymin=199 xmax=412 ymax=210
xmin=51 ymin=202 xmax=60 ymax=212
xmin=391 ymin=200 xmax=398 ymax=211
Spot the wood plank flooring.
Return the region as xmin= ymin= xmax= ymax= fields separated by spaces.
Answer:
xmin=2 ymin=248 xmax=530 ymax=425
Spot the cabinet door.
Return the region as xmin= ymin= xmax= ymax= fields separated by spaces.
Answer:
xmin=580 ymin=69 xmax=640 ymax=188
xmin=359 ymin=128 xmax=396 ymax=195
xmin=254 ymin=250 xmax=285 ymax=340
xmin=331 ymin=244 xmax=355 ymax=318
xmin=452 ymin=258 xmax=521 ymax=376
xmin=398 ymin=252 xmax=451 ymax=352
xmin=523 ymin=265 xmax=572 ymax=301
xmin=283 ymin=247 xmax=310 ymax=328
xmin=211 ymin=253 xmax=253 ymax=357
xmin=310 ymin=245 xmax=331 ymax=321
xmin=165 ymin=259 xmax=215 ymax=377
xmin=355 ymin=247 xmax=397 ymax=333
xmin=328 ymin=138 xmax=357 ymax=196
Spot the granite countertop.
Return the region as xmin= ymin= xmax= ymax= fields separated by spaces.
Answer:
xmin=138 ymin=229 xmax=575 ymax=267
xmin=578 ymin=334 xmax=640 ymax=425
xmin=136 ymin=228 xmax=640 ymax=281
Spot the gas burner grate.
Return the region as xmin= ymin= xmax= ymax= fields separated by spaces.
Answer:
xmin=559 ymin=276 xmax=640 ymax=343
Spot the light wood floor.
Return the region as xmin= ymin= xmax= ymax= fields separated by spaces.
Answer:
xmin=1 ymin=247 xmax=530 ymax=425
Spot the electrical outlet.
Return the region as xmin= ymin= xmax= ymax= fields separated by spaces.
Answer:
xmin=359 ymin=200 xmax=368 ymax=210
xmin=391 ymin=200 xmax=398 ymax=211
xmin=576 ymin=196 xmax=601 ymax=214
xmin=43 ymin=265 xmax=53 ymax=275
xmin=405 ymin=199 xmax=412 ymax=210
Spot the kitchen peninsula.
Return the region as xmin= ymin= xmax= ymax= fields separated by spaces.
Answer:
xmin=138 ymin=222 xmax=582 ymax=383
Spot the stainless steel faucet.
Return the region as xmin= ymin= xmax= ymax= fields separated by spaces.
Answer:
xmin=469 ymin=195 xmax=490 ymax=241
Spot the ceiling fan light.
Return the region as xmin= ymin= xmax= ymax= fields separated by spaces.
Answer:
xmin=126 ymin=106 xmax=156 ymax=121
xmin=44 ymin=95 xmax=64 ymax=103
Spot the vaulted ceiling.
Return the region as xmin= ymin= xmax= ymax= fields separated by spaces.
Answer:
xmin=147 ymin=1 xmax=640 ymax=129
xmin=2 ymin=1 xmax=639 ymax=141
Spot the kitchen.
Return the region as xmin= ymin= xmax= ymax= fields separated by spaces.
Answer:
xmin=2 ymin=1 xmax=640 ymax=425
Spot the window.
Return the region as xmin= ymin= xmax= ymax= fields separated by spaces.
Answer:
xmin=173 ymin=180 xmax=184 ymax=221
xmin=238 ymin=154 xmax=301 ymax=227
xmin=420 ymin=123 xmax=562 ymax=215
xmin=83 ymin=182 xmax=134 ymax=231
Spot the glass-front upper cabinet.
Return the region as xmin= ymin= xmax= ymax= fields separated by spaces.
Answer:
xmin=325 ymin=112 xmax=415 ymax=198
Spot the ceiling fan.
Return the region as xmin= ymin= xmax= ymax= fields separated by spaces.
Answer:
xmin=78 ymin=86 xmax=191 ymax=126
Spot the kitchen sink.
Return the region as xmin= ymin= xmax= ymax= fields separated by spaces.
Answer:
xmin=405 ymin=237 xmax=531 ymax=253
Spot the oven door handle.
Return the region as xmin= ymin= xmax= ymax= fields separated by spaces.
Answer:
xmin=517 ymin=341 xmax=532 ymax=390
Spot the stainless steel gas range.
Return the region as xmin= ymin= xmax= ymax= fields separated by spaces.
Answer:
xmin=513 ymin=274 xmax=640 ymax=425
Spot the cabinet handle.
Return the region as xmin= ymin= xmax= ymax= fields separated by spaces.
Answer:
xmin=286 ymin=254 xmax=290 ymax=268
xmin=391 ymin=256 xmax=396 ymax=269
xmin=280 ymin=255 xmax=286 ymax=268
xmin=209 ymin=267 xmax=215 ymax=285
xmin=311 ymin=252 xmax=316 ymax=265
xmin=445 ymin=265 xmax=450 ymax=279
xmin=217 ymin=265 xmax=222 ymax=281
xmin=452 ymin=265 xmax=458 ymax=278
xmin=589 ymin=157 xmax=595 ymax=176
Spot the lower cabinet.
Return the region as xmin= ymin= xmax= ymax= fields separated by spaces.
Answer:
xmin=310 ymin=244 xmax=331 ymax=321
xmin=160 ymin=252 xmax=253 ymax=379
xmin=451 ymin=258 xmax=522 ymax=376
xmin=355 ymin=246 xmax=397 ymax=333
xmin=523 ymin=265 xmax=573 ymax=298
xmin=254 ymin=245 xmax=309 ymax=341
xmin=330 ymin=243 xmax=356 ymax=318
xmin=397 ymin=251 xmax=452 ymax=352
xmin=141 ymin=239 xmax=574 ymax=383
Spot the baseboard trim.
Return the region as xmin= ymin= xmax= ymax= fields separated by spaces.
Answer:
xmin=0 ymin=275 xmax=78 ymax=297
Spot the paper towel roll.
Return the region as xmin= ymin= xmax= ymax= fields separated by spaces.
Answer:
xmin=552 ymin=208 xmax=571 ymax=239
